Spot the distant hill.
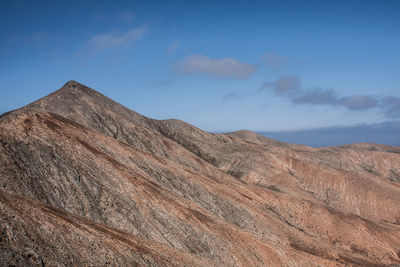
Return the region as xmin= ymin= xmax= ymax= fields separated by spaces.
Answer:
xmin=259 ymin=121 xmax=400 ymax=147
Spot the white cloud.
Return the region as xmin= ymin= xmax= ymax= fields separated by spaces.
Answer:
xmin=87 ymin=25 xmax=147 ymax=52
xmin=175 ymin=54 xmax=257 ymax=79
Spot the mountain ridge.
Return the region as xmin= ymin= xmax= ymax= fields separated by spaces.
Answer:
xmin=257 ymin=121 xmax=400 ymax=148
xmin=1 ymin=81 xmax=400 ymax=266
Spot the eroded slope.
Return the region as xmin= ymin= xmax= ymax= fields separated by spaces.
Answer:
xmin=1 ymin=81 xmax=400 ymax=266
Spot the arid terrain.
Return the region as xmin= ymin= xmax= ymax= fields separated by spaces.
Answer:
xmin=1 ymin=81 xmax=400 ymax=266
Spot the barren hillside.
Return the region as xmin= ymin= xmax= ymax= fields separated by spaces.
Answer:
xmin=1 ymin=81 xmax=400 ymax=266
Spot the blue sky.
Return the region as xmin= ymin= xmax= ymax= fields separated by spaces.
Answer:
xmin=1 ymin=0 xmax=400 ymax=135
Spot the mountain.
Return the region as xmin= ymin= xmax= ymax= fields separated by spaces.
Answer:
xmin=258 ymin=121 xmax=400 ymax=147
xmin=1 ymin=81 xmax=400 ymax=266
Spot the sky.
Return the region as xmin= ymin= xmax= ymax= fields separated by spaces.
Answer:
xmin=1 ymin=0 xmax=400 ymax=145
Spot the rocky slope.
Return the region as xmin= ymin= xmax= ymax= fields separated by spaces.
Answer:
xmin=1 ymin=81 xmax=400 ymax=266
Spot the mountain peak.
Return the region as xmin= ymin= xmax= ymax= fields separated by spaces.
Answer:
xmin=28 ymin=80 xmax=106 ymax=109
xmin=64 ymin=80 xmax=79 ymax=88
xmin=20 ymin=80 xmax=152 ymax=135
xmin=61 ymin=80 xmax=89 ymax=91
xmin=59 ymin=80 xmax=96 ymax=94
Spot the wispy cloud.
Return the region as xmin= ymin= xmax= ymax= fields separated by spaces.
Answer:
xmin=292 ymin=88 xmax=337 ymax=105
xmin=381 ymin=97 xmax=400 ymax=118
xmin=222 ymin=91 xmax=255 ymax=102
xmin=338 ymin=95 xmax=378 ymax=111
xmin=292 ymin=90 xmax=378 ymax=110
xmin=260 ymin=75 xmax=301 ymax=95
xmin=167 ymin=41 xmax=180 ymax=56
xmin=91 ymin=10 xmax=135 ymax=24
xmin=119 ymin=11 xmax=135 ymax=24
xmin=262 ymin=52 xmax=290 ymax=70
xmin=146 ymin=80 xmax=173 ymax=88
xmin=262 ymin=75 xmax=399 ymax=118
xmin=87 ymin=25 xmax=147 ymax=52
xmin=174 ymin=54 xmax=257 ymax=79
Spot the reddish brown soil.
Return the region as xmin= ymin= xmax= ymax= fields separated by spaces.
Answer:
xmin=1 ymin=81 xmax=399 ymax=266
